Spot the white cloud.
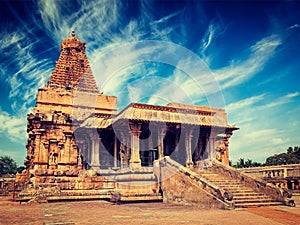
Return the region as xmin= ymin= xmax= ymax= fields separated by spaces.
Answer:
xmin=286 ymin=92 xmax=300 ymax=98
xmin=199 ymin=20 xmax=224 ymax=56
xmin=3 ymin=37 xmax=53 ymax=116
xmin=227 ymin=92 xmax=299 ymax=163
xmin=214 ymin=35 xmax=281 ymax=90
xmin=226 ymin=94 xmax=265 ymax=112
xmin=1 ymin=1 xmax=297 ymax=166
xmin=264 ymin=92 xmax=299 ymax=108
xmin=0 ymin=110 xmax=27 ymax=143
xmin=288 ymin=24 xmax=300 ymax=30
xmin=0 ymin=32 xmax=25 ymax=51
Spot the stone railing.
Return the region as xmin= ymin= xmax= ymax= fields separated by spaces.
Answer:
xmin=154 ymin=157 xmax=234 ymax=208
xmin=238 ymin=164 xmax=300 ymax=179
xmin=212 ymin=160 xmax=295 ymax=206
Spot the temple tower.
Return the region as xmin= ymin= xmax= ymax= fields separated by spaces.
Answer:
xmin=24 ymin=31 xmax=117 ymax=177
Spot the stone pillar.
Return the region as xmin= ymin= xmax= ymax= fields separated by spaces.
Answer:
xmin=90 ymin=131 xmax=100 ymax=168
xmin=291 ymin=181 xmax=295 ymax=190
xmin=223 ymin=132 xmax=232 ymax=165
xmin=129 ymin=122 xmax=142 ymax=167
xmin=174 ymin=127 xmax=179 ymax=153
xmin=120 ymin=132 xmax=129 ymax=168
xmin=148 ymin=133 xmax=153 ymax=150
xmin=113 ymin=135 xmax=118 ymax=168
xmin=283 ymin=168 xmax=288 ymax=178
xmin=185 ymin=128 xmax=194 ymax=167
xmin=157 ymin=126 xmax=166 ymax=159
xmin=202 ymin=134 xmax=210 ymax=160
xmin=208 ymin=135 xmax=216 ymax=160
xmin=194 ymin=134 xmax=202 ymax=162
xmin=33 ymin=129 xmax=48 ymax=169
xmin=63 ymin=132 xmax=73 ymax=163
xmin=34 ymin=130 xmax=42 ymax=163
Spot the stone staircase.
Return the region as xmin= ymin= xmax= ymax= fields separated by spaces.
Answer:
xmin=196 ymin=168 xmax=284 ymax=208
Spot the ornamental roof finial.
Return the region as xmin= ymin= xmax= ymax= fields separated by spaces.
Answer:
xmin=71 ymin=30 xmax=75 ymax=37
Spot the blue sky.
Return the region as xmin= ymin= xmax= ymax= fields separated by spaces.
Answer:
xmin=0 ymin=0 xmax=299 ymax=166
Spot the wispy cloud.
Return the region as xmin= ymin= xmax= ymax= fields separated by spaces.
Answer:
xmin=0 ymin=28 xmax=53 ymax=116
xmin=227 ymin=92 xmax=299 ymax=162
xmin=288 ymin=23 xmax=300 ymax=30
xmin=264 ymin=92 xmax=300 ymax=108
xmin=1 ymin=0 xmax=298 ymax=165
xmin=214 ymin=35 xmax=281 ymax=90
xmin=199 ymin=19 xmax=225 ymax=57
xmin=0 ymin=109 xmax=27 ymax=143
xmin=2 ymin=2 xmax=289 ymax=114
xmin=226 ymin=94 xmax=265 ymax=112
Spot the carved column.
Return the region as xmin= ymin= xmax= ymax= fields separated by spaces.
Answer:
xmin=63 ymin=132 xmax=73 ymax=164
xmin=33 ymin=129 xmax=47 ymax=168
xmin=34 ymin=131 xmax=41 ymax=163
xmin=291 ymin=181 xmax=295 ymax=190
xmin=223 ymin=131 xmax=232 ymax=165
xmin=201 ymin=134 xmax=209 ymax=160
xmin=120 ymin=131 xmax=129 ymax=168
xmin=90 ymin=131 xmax=100 ymax=168
xmin=174 ymin=127 xmax=179 ymax=153
xmin=208 ymin=136 xmax=216 ymax=160
xmin=185 ymin=128 xmax=194 ymax=167
xmin=113 ymin=135 xmax=118 ymax=168
xmin=194 ymin=132 xmax=201 ymax=161
xmin=208 ymin=134 xmax=216 ymax=160
xmin=129 ymin=122 xmax=142 ymax=167
xmin=157 ymin=126 xmax=166 ymax=159
xmin=148 ymin=132 xmax=153 ymax=150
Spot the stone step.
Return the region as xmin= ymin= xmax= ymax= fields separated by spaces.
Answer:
xmin=233 ymin=195 xmax=270 ymax=200
xmin=60 ymin=189 xmax=114 ymax=196
xmin=207 ymin=181 xmax=241 ymax=184
xmin=221 ymin=189 xmax=256 ymax=193
xmin=194 ymin=168 xmax=284 ymax=208
xmin=208 ymin=180 xmax=241 ymax=183
xmin=120 ymin=193 xmax=163 ymax=201
xmin=234 ymin=201 xmax=283 ymax=208
xmin=220 ymin=187 xmax=253 ymax=191
xmin=205 ymin=180 xmax=242 ymax=184
xmin=232 ymin=192 xmax=265 ymax=197
xmin=234 ymin=198 xmax=275 ymax=204
xmin=217 ymin=185 xmax=251 ymax=188
xmin=200 ymin=175 xmax=223 ymax=178
xmin=47 ymin=194 xmax=110 ymax=201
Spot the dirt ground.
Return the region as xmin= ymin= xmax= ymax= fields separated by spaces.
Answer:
xmin=0 ymin=196 xmax=299 ymax=225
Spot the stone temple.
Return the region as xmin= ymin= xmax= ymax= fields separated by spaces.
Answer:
xmin=16 ymin=32 xmax=295 ymax=208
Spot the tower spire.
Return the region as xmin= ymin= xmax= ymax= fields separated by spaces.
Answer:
xmin=48 ymin=32 xmax=99 ymax=93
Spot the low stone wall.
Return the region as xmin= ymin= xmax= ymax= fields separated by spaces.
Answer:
xmin=0 ymin=177 xmax=16 ymax=196
xmin=15 ymin=168 xmax=116 ymax=202
xmin=154 ymin=157 xmax=231 ymax=209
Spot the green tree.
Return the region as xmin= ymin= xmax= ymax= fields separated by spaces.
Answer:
xmin=265 ymin=153 xmax=300 ymax=166
xmin=293 ymin=146 xmax=300 ymax=160
xmin=234 ymin=158 xmax=245 ymax=168
xmin=265 ymin=146 xmax=300 ymax=166
xmin=233 ymin=158 xmax=262 ymax=168
xmin=0 ymin=156 xmax=18 ymax=176
xmin=287 ymin=147 xmax=293 ymax=154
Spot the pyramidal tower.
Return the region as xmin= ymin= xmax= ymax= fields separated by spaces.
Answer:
xmin=23 ymin=32 xmax=117 ymax=175
xmin=48 ymin=31 xmax=98 ymax=93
